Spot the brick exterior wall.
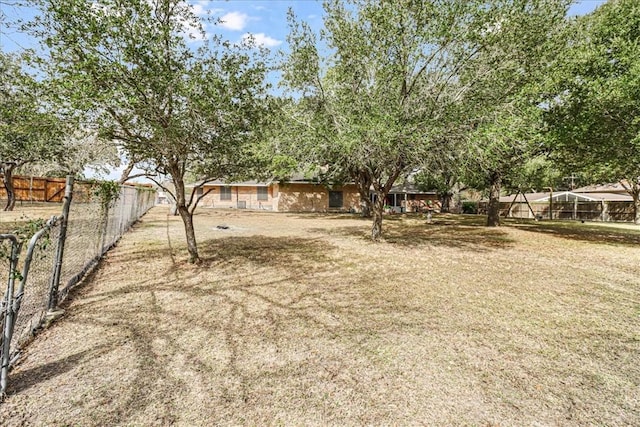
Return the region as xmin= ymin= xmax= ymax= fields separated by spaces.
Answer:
xmin=198 ymin=182 xmax=360 ymax=212
xmin=276 ymin=183 xmax=360 ymax=212
xmin=199 ymin=185 xmax=275 ymax=210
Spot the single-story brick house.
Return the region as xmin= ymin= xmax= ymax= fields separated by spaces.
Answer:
xmin=192 ymin=177 xmax=360 ymax=213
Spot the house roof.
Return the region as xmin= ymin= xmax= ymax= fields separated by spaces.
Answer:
xmin=498 ymin=192 xmax=549 ymax=203
xmin=389 ymin=183 xmax=437 ymax=195
xmin=566 ymin=192 xmax=632 ymax=202
xmin=189 ymin=172 xmax=329 ymax=188
xmin=573 ymin=182 xmax=629 ymax=193
xmin=189 ymin=179 xmax=271 ymax=188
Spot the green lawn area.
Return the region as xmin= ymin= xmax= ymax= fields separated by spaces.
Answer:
xmin=1 ymin=207 xmax=638 ymax=426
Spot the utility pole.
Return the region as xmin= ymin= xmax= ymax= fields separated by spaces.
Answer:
xmin=564 ymin=174 xmax=578 ymax=190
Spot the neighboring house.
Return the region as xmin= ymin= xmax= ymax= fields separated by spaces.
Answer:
xmin=193 ymin=176 xmax=360 ymax=213
xmin=573 ymin=182 xmax=633 ymax=199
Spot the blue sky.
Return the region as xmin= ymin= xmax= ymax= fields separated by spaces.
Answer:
xmin=1 ymin=0 xmax=606 ymax=54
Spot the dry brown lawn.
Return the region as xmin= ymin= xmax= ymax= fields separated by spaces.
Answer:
xmin=1 ymin=206 xmax=639 ymax=426
xmin=0 ymin=203 xmax=63 ymax=233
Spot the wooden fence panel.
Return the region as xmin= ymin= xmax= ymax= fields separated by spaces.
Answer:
xmin=44 ymin=179 xmax=67 ymax=202
xmin=0 ymin=175 xmax=68 ymax=203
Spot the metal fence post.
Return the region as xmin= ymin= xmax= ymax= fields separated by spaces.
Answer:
xmin=1 ymin=235 xmax=22 ymax=396
xmin=47 ymin=176 xmax=74 ymax=312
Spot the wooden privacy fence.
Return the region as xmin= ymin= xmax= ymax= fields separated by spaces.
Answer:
xmin=479 ymin=200 xmax=635 ymax=222
xmin=0 ymin=175 xmax=104 ymax=203
xmin=0 ymin=175 xmax=67 ymax=203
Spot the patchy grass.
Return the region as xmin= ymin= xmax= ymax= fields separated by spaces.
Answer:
xmin=0 ymin=203 xmax=62 ymax=234
xmin=507 ymin=218 xmax=640 ymax=246
xmin=1 ymin=208 xmax=639 ymax=426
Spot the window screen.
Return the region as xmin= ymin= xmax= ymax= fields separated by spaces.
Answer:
xmin=220 ymin=186 xmax=232 ymax=200
xmin=257 ymin=187 xmax=268 ymax=201
xmin=329 ymin=191 xmax=343 ymax=208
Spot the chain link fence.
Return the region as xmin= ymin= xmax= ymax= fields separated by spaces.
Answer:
xmin=0 ymin=177 xmax=156 ymax=396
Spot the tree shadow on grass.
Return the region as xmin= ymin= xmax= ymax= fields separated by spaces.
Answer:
xmin=3 ymin=231 xmax=430 ymax=423
xmin=311 ymin=220 xmax=515 ymax=252
xmin=507 ymin=221 xmax=640 ymax=247
xmin=199 ymin=236 xmax=336 ymax=272
xmin=7 ymin=344 xmax=112 ymax=395
xmin=384 ymin=223 xmax=514 ymax=250
xmin=286 ymin=212 xmax=369 ymax=221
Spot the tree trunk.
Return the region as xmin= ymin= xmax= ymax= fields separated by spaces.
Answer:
xmin=118 ymin=161 xmax=136 ymax=184
xmin=177 ymin=205 xmax=199 ymax=263
xmin=620 ymin=179 xmax=640 ymax=225
xmin=369 ymin=167 xmax=403 ymax=240
xmin=633 ymin=190 xmax=640 ymax=225
xmin=358 ymin=183 xmax=372 ymax=218
xmin=361 ymin=200 xmax=371 ymax=218
xmin=487 ymin=171 xmax=502 ymax=227
xmin=353 ymin=170 xmax=372 ymax=218
xmin=371 ymin=191 xmax=385 ymax=240
xmin=3 ymin=163 xmax=17 ymax=211
xmin=171 ymin=169 xmax=200 ymax=263
xmin=440 ymin=192 xmax=453 ymax=213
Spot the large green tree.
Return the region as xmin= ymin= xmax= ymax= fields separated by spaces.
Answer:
xmin=34 ymin=0 xmax=270 ymax=262
xmin=282 ymin=0 xmax=490 ymax=240
xmin=0 ymin=52 xmax=66 ymax=210
xmin=545 ymin=0 xmax=640 ymax=223
xmin=461 ymin=0 xmax=571 ymax=226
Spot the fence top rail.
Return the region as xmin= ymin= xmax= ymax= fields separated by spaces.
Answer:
xmin=0 ymin=234 xmax=19 ymax=244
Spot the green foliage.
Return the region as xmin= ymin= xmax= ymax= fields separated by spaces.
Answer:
xmin=0 ymin=52 xmax=66 ymax=170
xmin=461 ymin=201 xmax=478 ymax=214
xmin=462 ymin=0 xmax=571 ymax=173
xmin=545 ymin=0 xmax=640 ymax=189
xmin=89 ymin=180 xmax=120 ymax=209
xmin=281 ymin=0 xmax=498 ymax=237
xmin=506 ymin=155 xmax=564 ymax=192
xmin=32 ymin=0 xmax=272 ymax=261
xmin=453 ymin=0 xmax=571 ymax=225
xmin=13 ymin=218 xmax=48 ymax=244
xmin=543 ymin=0 xmax=640 ymax=222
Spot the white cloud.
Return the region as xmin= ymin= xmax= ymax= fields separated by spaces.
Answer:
xmin=191 ymin=4 xmax=207 ymax=16
xmin=241 ymin=33 xmax=282 ymax=48
xmin=190 ymin=1 xmax=223 ymax=17
xmin=219 ymin=11 xmax=249 ymax=31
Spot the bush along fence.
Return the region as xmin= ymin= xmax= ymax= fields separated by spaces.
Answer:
xmin=0 ymin=177 xmax=156 ymax=396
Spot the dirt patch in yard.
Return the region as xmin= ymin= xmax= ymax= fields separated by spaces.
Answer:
xmin=1 ymin=208 xmax=638 ymax=426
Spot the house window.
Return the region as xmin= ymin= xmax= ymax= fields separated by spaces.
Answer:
xmin=329 ymin=191 xmax=343 ymax=208
xmin=220 ymin=186 xmax=232 ymax=200
xmin=257 ymin=187 xmax=268 ymax=201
